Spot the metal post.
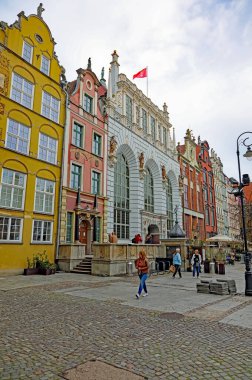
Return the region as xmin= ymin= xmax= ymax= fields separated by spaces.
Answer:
xmin=236 ymin=132 xmax=252 ymax=296
xmin=74 ymin=212 xmax=80 ymax=242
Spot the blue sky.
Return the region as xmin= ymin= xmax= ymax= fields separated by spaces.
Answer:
xmin=1 ymin=0 xmax=252 ymax=178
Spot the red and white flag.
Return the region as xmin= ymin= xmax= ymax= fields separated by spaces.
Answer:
xmin=133 ymin=67 xmax=147 ymax=79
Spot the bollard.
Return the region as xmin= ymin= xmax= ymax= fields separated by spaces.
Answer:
xmin=127 ymin=261 xmax=133 ymax=276
xmin=209 ymin=262 xmax=215 ymax=274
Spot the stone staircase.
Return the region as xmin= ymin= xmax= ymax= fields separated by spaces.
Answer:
xmin=71 ymin=255 xmax=93 ymax=275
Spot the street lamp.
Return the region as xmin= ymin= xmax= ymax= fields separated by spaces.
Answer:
xmin=236 ymin=132 xmax=252 ymax=296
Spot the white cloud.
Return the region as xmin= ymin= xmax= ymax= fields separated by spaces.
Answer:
xmin=1 ymin=0 xmax=252 ymax=178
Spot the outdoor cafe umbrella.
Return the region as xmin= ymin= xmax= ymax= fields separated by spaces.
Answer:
xmin=206 ymin=235 xmax=241 ymax=243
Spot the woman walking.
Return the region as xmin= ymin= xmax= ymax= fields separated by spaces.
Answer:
xmin=172 ymin=248 xmax=182 ymax=278
xmin=135 ymin=250 xmax=149 ymax=298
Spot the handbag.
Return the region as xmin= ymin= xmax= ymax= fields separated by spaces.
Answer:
xmin=169 ymin=264 xmax=175 ymax=273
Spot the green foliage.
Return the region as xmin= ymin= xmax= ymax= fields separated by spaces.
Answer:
xmin=26 ymin=257 xmax=33 ymax=268
xmin=32 ymin=250 xmax=55 ymax=269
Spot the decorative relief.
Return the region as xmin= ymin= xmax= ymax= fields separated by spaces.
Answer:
xmin=0 ymin=54 xmax=9 ymax=96
xmin=75 ymin=151 xmax=80 ymax=160
xmin=0 ymin=74 xmax=4 ymax=88
xmin=136 ymin=106 xmax=140 ymax=126
xmin=115 ymin=91 xmax=122 ymax=108
xmin=86 ymin=80 xmax=92 ymax=90
xmin=0 ymin=102 xmax=4 ymax=115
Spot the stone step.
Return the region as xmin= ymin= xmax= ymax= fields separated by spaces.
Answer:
xmin=75 ymin=265 xmax=91 ymax=270
xmin=71 ymin=257 xmax=93 ymax=275
xmin=77 ymin=261 xmax=92 ymax=266
xmin=70 ymin=269 xmax=91 ymax=274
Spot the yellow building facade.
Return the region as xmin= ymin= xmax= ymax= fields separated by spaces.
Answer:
xmin=0 ymin=7 xmax=65 ymax=273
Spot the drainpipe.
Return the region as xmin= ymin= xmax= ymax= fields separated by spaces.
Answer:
xmin=56 ymin=83 xmax=69 ymax=259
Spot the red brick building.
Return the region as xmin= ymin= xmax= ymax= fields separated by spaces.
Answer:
xmin=59 ymin=60 xmax=107 ymax=270
xmin=177 ymin=130 xmax=205 ymax=246
xmin=197 ymin=139 xmax=217 ymax=239
xmin=243 ymin=183 xmax=252 ymax=244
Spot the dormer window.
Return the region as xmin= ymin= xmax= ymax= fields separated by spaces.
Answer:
xmin=22 ymin=41 xmax=33 ymax=63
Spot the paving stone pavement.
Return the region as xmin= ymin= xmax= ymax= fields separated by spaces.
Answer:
xmin=0 ymin=264 xmax=252 ymax=380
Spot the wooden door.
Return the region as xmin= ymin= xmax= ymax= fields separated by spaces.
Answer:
xmin=79 ymin=221 xmax=88 ymax=244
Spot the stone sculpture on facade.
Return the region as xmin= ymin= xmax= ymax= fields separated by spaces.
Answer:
xmin=108 ymin=136 xmax=118 ymax=167
xmin=161 ymin=165 xmax=168 ymax=189
xmin=139 ymin=152 xmax=146 ymax=179
xmin=37 ymin=3 xmax=45 ymax=17
xmin=161 ymin=165 xmax=167 ymax=181
xmin=87 ymin=58 xmax=92 ymax=70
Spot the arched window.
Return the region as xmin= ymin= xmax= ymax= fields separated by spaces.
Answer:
xmin=114 ymin=154 xmax=130 ymax=239
xmin=144 ymin=168 xmax=154 ymax=212
xmin=166 ymin=178 xmax=173 ymax=234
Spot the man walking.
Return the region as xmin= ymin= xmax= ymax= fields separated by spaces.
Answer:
xmin=191 ymin=249 xmax=202 ymax=278
xmin=172 ymin=248 xmax=182 ymax=278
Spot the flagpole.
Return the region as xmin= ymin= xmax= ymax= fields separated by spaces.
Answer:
xmin=146 ymin=66 xmax=148 ymax=97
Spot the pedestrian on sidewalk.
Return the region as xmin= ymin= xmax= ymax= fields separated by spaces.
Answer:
xmin=172 ymin=248 xmax=182 ymax=278
xmin=191 ymin=249 xmax=202 ymax=278
xmin=135 ymin=250 xmax=149 ymax=298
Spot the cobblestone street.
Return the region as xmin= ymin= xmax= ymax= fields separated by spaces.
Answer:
xmin=1 ymin=268 xmax=252 ymax=379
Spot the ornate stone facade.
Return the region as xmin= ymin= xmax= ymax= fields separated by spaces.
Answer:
xmin=210 ymin=149 xmax=229 ymax=235
xmin=177 ymin=129 xmax=205 ymax=246
xmin=106 ymin=51 xmax=181 ymax=242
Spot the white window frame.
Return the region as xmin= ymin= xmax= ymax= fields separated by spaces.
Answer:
xmin=5 ymin=118 xmax=30 ymax=155
xmin=11 ymin=73 xmax=34 ymax=109
xmin=22 ymin=41 xmax=33 ymax=63
xmin=41 ymin=55 xmax=50 ymax=75
xmin=41 ymin=91 xmax=60 ymax=123
xmin=0 ymin=168 xmax=26 ymax=210
xmin=31 ymin=220 xmax=53 ymax=244
xmin=38 ymin=133 xmax=58 ymax=165
xmin=92 ymin=131 xmax=102 ymax=156
xmin=0 ymin=216 xmax=23 ymax=243
xmin=34 ymin=177 xmax=55 ymax=214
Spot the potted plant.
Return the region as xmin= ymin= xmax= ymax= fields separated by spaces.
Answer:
xmin=23 ymin=257 xmax=39 ymax=275
xmin=38 ymin=255 xmax=51 ymax=275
